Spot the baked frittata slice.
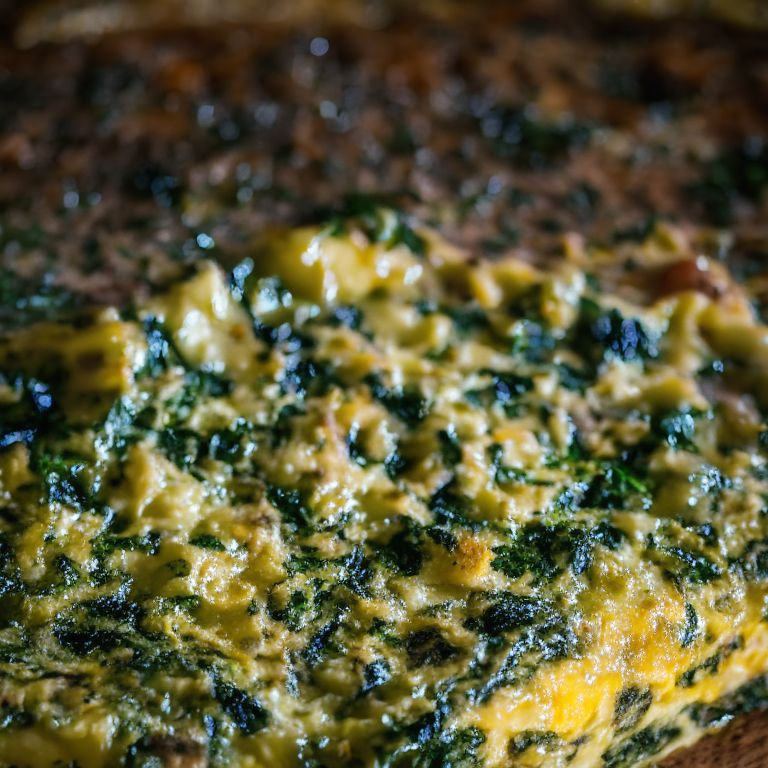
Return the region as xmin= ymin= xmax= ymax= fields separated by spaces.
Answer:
xmin=2 ymin=212 xmax=768 ymax=768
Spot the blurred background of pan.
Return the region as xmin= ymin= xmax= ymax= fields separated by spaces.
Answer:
xmin=6 ymin=0 xmax=768 ymax=48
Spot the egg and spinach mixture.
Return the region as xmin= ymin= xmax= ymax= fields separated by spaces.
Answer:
xmin=2 ymin=208 xmax=768 ymax=768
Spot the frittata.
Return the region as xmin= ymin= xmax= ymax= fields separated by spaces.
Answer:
xmin=2 ymin=206 xmax=768 ymax=768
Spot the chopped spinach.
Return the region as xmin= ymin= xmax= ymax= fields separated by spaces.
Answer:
xmin=384 ymin=446 xmax=409 ymax=480
xmin=736 ymin=538 xmax=768 ymax=581
xmin=491 ymin=528 xmax=562 ymax=583
xmin=573 ymin=299 xmax=657 ymax=365
xmin=579 ymin=463 xmax=649 ymax=510
xmin=488 ymin=443 xmax=554 ymax=488
xmin=508 ymin=730 xmax=560 ymax=755
xmin=681 ymin=602 xmax=700 ymax=648
xmin=329 ymin=305 xmax=363 ymax=330
xmin=337 ymin=546 xmax=374 ymax=597
xmin=284 ymin=553 xmax=329 ymax=576
xmin=266 ymin=485 xmax=313 ymax=533
xmin=688 ymin=674 xmax=768 ymax=728
xmin=302 ymin=608 xmax=348 ymax=666
xmin=213 ymin=679 xmax=268 ymax=735
xmin=315 ymin=195 xmax=426 ymax=256
xmin=269 ymin=589 xmax=310 ymax=632
xmin=158 ymin=428 xmax=200 ymax=469
xmin=677 ymin=648 xmax=723 ymax=689
xmin=429 ymin=480 xmax=480 ymax=529
xmin=508 ymin=319 xmax=558 ymax=364
xmin=92 ymin=533 xmax=162 ymax=559
xmin=653 ymin=409 xmax=704 ymax=452
xmin=405 ymin=628 xmax=459 ymax=668
xmin=281 ymin=355 xmax=337 ymax=399
xmin=378 ymin=527 xmax=424 ymax=577
xmin=602 ymin=724 xmax=681 ymax=768
xmin=189 ymin=534 xmax=226 ymax=552
xmin=482 ymin=369 xmax=534 ymax=404
xmin=83 ymin=592 xmax=144 ymax=626
xmin=162 ymin=595 xmax=200 ymax=613
xmin=490 ymin=521 xmax=622 ymax=583
xmin=55 ymin=628 xmax=127 ymax=656
xmin=445 ymin=305 xmax=489 ymax=337
xmin=369 ymin=617 xmax=402 ymax=648
xmin=33 ymin=449 xmax=92 ymax=512
xmin=613 ymin=687 xmax=653 ymax=732
xmin=413 ymin=726 xmax=486 ymax=768
xmin=37 ymin=553 xmax=81 ymax=596
xmin=645 ymin=537 xmax=722 ymax=585
xmin=271 ymin=403 xmax=305 ymax=447
xmin=366 ymin=374 xmax=430 ymax=428
xmin=438 ymin=425 xmax=463 ymax=468
xmin=467 ymin=593 xmax=553 ymax=637
xmin=347 ymin=421 xmax=369 ymax=466
xmin=360 ymin=659 xmax=392 ymax=695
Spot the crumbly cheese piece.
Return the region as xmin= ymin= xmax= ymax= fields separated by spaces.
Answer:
xmin=1 ymin=212 xmax=768 ymax=768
